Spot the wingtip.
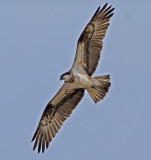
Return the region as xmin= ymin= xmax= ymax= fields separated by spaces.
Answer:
xmin=102 ymin=3 xmax=115 ymax=12
xmin=46 ymin=141 xmax=49 ymax=149
xmin=110 ymin=7 xmax=115 ymax=12
xmin=31 ymin=134 xmax=36 ymax=144
xmin=108 ymin=5 xmax=115 ymax=13
xmin=104 ymin=3 xmax=108 ymax=8
xmin=91 ymin=6 xmax=101 ymax=20
xmin=107 ymin=13 xmax=114 ymax=19
xmin=38 ymin=148 xmax=41 ymax=153
xmin=33 ymin=147 xmax=35 ymax=151
xmin=31 ymin=137 xmax=34 ymax=142
xmin=96 ymin=6 xmax=100 ymax=14
xmin=33 ymin=144 xmax=36 ymax=151
xmin=99 ymin=3 xmax=108 ymax=13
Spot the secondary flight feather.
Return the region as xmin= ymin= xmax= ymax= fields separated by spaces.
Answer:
xmin=31 ymin=3 xmax=114 ymax=153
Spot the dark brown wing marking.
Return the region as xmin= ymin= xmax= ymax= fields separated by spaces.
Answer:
xmin=74 ymin=3 xmax=114 ymax=76
xmin=31 ymin=87 xmax=84 ymax=153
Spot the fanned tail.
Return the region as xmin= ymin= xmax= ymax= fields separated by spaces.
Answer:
xmin=87 ymin=75 xmax=111 ymax=103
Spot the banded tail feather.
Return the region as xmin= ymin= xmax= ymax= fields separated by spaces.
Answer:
xmin=87 ymin=75 xmax=111 ymax=103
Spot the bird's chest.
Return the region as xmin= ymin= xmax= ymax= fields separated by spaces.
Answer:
xmin=73 ymin=73 xmax=90 ymax=87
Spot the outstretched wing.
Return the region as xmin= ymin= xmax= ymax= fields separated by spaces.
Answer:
xmin=31 ymin=83 xmax=84 ymax=153
xmin=72 ymin=3 xmax=114 ymax=76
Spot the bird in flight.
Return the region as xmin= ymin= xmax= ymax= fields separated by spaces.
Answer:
xmin=32 ymin=3 xmax=114 ymax=153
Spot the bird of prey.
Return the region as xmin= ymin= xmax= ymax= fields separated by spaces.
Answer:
xmin=32 ymin=3 xmax=114 ymax=153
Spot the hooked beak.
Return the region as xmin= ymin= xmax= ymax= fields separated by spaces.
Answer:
xmin=60 ymin=76 xmax=63 ymax=81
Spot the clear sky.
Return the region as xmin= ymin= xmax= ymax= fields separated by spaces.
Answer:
xmin=0 ymin=0 xmax=151 ymax=160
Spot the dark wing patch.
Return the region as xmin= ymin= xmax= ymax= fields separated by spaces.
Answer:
xmin=31 ymin=88 xmax=84 ymax=153
xmin=78 ymin=3 xmax=114 ymax=76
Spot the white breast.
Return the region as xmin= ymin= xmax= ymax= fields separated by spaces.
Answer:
xmin=73 ymin=72 xmax=92 ymax=89
xmin=71 ymin=65 xmax=92 ymax=88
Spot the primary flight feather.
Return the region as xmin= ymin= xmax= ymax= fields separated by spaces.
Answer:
xmin=31 ymin=3 xmax=114 ymax=153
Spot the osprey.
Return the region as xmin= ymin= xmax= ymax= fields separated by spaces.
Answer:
xmin=32 ymin=3 xmax=114 ymax=153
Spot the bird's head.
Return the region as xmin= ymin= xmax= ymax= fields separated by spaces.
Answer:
xmin=60 ymin=71 xmax=74 ymax=83
xmin=60 ymin=71 xmax=71 ymax=82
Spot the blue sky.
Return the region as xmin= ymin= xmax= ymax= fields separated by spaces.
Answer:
xmin=0 ymin=1 xmax=151 ymax=160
